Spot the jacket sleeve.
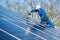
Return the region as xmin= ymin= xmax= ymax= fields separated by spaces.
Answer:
xmin=30 ymin=9 xmax=37 ymax=12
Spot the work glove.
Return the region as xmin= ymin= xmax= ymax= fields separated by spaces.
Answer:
xmin=28 ymin=12 xmax=31 ymax=15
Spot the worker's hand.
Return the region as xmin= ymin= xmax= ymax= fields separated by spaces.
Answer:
xmin=37 ymin=20 xmax=41 ymax=24
xmin=28 ymin=12 xmax=31 ymax=15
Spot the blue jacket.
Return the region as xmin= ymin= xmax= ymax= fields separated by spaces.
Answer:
xmin=30 ymin=8 xmax=54 ymax=28
xmin=30 ymin=8 xmax=48 ymax=21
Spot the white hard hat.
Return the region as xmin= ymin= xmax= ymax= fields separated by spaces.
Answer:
xmin=36 ymin=5 xmax=41 ymax=9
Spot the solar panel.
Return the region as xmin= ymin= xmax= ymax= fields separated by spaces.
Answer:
xmin=0 ymin=6 xmax=60 ymax=40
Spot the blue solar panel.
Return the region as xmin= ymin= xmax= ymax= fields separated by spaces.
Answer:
xmin=0 ymin=31 xmax=17 ymax=40
xmin=0 ymin=6 xmax=60 ymax=40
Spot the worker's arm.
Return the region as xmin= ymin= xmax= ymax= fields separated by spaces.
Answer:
xmin=30 ymin=9 xmax=37 ymax=12
xmin=28 ymin=9 xmax=37 ymax=15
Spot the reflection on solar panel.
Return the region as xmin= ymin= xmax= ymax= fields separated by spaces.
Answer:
xmin=0 ymin=6 xmax=60 ymax=40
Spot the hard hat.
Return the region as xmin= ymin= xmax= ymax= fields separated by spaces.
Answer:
xmin=36 ymin=5 xmax=41 ymax=9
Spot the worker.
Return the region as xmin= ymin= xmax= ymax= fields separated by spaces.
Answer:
xmin=26 ymin=5 xmax=54 ymax=35
xmin=30 ymin=5 xmax=54 ymax=28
